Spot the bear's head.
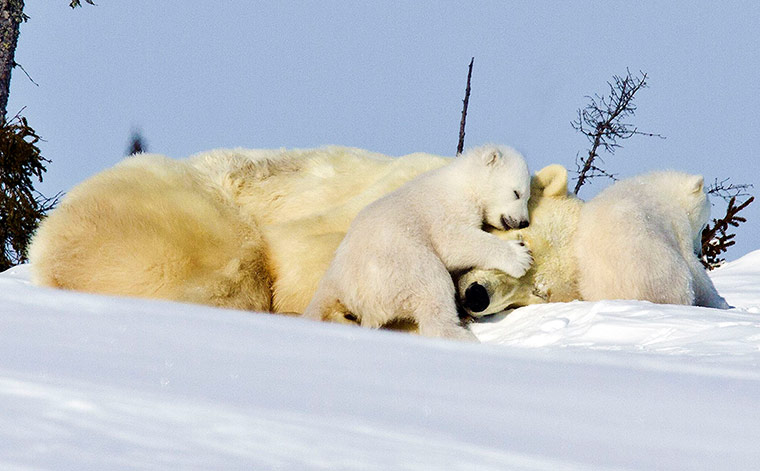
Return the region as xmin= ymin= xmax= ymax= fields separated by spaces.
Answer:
xmin=457 ymin=164 xmax=581 ymax=316
xmin=462 ymin=145 xmax=531 ymax=231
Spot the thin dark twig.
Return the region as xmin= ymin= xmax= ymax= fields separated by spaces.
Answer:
xmin=12 ymin=61 xmax=38 ymax=87
xmin=457 ymin=57 xmax=474 ymax=156
xmin=707 ymin=177 xmax=753 ymax=202
xmin=70 ymin=0 xmax=96 ymax=8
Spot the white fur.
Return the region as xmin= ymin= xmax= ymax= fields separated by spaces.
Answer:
xmin=302 ymin=145 xmax=533 ymax=340
xmin=28 ymin=154 xmax=274 ymax=310
xmin=29 ymin=147 xmax=450 ymax=312
xmin=574 ymin=171 xmax=729 ymax=308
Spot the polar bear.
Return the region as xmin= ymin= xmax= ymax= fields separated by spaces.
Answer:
xmin=574 ymin=171 xmax=729 ymax=308
xmin=29 ymin=147 xmax=453 ymax=311
xmin=302 ymin=145 xmax=533 ymax=340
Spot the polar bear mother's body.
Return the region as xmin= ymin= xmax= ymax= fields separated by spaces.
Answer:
xmin=29 ymin=147 xmax=455 ymax=312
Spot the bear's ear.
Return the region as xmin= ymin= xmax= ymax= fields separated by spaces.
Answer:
xmin=484 ymin=148 xmax=501 ymax=167
xmin=531 ymin=164 xmax=568 ymax=197
xmin=690 ymin=175 xmax=705 ymax=194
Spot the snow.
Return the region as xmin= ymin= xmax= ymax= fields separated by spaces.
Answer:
xmin=2 ymin=254 xmax=760 ymax=470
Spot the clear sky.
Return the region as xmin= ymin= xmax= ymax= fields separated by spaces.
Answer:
xmin=9 ymin=1 xmax=760 ymax=259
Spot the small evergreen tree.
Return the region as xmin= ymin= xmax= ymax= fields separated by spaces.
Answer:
xmin=701 ymin=180 xmax=754 ymax=270
xmin=0 ymin=113 xmax=58 ymax=270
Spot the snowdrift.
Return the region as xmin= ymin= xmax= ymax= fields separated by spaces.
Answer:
xmin=1 ymin=252 xmax=760 ymax=470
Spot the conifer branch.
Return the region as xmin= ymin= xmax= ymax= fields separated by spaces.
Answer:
xmin=701 ymin=196 xmax=754 ymax=269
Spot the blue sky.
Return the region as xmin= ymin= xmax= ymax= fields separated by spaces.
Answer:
xmin=9 ymin=1 xmax=760 ymax=259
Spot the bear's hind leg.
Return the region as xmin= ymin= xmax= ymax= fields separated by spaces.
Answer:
xmin=301 ymin=277 xmax=361 ymax=325
xmin=687 ymin=257 xmax=730 ymax=309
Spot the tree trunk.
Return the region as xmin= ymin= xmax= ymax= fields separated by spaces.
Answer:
xmin=0 ymin=0 xmax=24 ymax=121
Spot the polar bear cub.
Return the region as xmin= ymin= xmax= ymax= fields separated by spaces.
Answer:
xmin=302 ymin=145 xmax=533 ymax=340
xmin=575 ymin=171 xmax=729 ymax=308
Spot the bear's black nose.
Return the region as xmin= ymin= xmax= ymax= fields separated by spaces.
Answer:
xmin=464 ymin=282 xmax=490 ymax=313
xmin=517 ymin=219 xmax=529 ymax=229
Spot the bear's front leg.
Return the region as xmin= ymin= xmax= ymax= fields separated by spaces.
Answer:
xmin=435 ymin=227 xmax=533 ymax=279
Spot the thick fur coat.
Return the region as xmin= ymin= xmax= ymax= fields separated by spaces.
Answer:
xmin=29 ymin=147 xmax=450 ymax=312
xmin=574 ymin=171 xmax=729 ymax=308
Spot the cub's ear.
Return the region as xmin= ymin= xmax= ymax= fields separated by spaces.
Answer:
xmin=484 ymin=148 xmax=501 ymax=166
xmin=690 ymin=175 xmax=705 ymax=194
xmin=531 ymin=164 xmax=568 ymax=197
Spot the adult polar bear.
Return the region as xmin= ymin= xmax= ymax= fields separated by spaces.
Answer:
xmin=29 ymin=147 xmax=486 ymax=312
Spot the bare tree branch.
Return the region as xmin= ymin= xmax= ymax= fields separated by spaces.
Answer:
xmin=707 ymin=177 xmax=753 ymax=202
xmin=457 ymin=57 xmax=474 ymax=156
xmin=572 ymin=69 xmax=664 ymax=195
xmin=12 ymin=60 xmax=38 ymax=87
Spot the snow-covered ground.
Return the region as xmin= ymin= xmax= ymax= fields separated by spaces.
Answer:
xmin=2 ymin=254 xmax=760 ymax=470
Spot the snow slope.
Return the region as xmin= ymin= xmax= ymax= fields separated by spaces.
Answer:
xmin=1 ymin=253 xmax=760 ymax=470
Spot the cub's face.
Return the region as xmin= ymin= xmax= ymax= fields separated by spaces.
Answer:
xmin=473 ymin=146 xmax=531 ymax=230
